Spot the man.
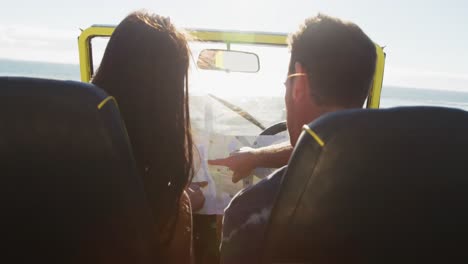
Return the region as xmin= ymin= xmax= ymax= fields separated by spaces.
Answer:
xmin=213 ymin=14 xmax=377 ymax=263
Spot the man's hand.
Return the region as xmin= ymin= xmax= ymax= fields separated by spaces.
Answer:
xmin=208 ymin=147 xmax=258 ymax=183
xmin=186 ymin=181 xmax=208 ymax=212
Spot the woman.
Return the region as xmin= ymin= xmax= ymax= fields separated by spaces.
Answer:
xmin=92 ymin=11 xmax=194 ymax=263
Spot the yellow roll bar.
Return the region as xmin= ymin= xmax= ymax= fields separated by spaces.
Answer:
xmin=77 ymin=26 xmax=114 ymax=83
xmin=78 ymin=25 xmax=386 ymax=108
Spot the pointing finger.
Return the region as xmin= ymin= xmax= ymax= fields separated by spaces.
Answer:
xmin=208 ymin=157 xmax=231 ymax=167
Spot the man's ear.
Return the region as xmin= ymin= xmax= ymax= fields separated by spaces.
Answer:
xmin=292 ymin=62 xmax=309 ymax=101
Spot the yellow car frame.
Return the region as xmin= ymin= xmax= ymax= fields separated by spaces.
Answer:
xmin=78 ymin=25 xmax=385 ymax=108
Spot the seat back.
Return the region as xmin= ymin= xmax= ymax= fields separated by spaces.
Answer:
xmin=263 ymin=107 xmax=468 ymax=263
xmin=0 ymin=77 xmax=157 ymax=263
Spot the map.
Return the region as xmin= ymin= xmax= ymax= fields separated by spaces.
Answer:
xmin=192 ymin=131 xmax=288 ymax=215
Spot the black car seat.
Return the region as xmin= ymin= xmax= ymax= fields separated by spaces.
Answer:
xmin=0 ymin=77 xmax=157 ymax=264
xmin=263 ymin=107 xmax=468 ymax=264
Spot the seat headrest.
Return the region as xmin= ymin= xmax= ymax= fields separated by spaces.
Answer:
xmin=264 ymin=106 xmax=468 ymax=263
xmin=0 ymin=77 xmax=157 ymax=263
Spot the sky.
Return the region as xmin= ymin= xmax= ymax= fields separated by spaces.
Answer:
xmin=0 ymin=0 xmax=467 ymax=91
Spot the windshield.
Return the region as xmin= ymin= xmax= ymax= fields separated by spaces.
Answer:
xmin=190 ymin=42 xmax=289 ymax=135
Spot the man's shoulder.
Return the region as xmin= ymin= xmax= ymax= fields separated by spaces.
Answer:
xmin=225 ymin=166 xmax=287 ymax=215
xmin=221 ymin=166 xmax=288 ymax=263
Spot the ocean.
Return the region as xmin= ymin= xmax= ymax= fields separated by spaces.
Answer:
xmin=1 ymin=58 xmax=468 ymax=113
xmin=0 ymin=59 xmax=81 ymax=81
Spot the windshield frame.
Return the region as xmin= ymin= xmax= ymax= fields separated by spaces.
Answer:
xmin=77 ymin=25 xmax=386 ymax=108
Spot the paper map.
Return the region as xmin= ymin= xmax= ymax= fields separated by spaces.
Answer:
xmin=192 ymin=131 xmax=288 ymax=215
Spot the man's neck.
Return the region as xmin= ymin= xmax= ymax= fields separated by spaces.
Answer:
xmin=305 ymin=105 xmax=347 ymax=124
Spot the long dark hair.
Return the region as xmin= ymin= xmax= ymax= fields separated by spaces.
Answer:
xmin=92 ymin=11 xmax=193 ymax=243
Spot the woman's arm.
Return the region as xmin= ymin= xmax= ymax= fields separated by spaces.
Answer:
xmin=165 ymin=191 xmax=193 ymax=264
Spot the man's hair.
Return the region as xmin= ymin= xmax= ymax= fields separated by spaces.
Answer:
xmin=288 ymin=14 xmax=377 ymax=108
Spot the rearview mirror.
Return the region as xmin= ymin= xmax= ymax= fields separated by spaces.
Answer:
xmin=197 ymin=49 xmax=260 ymax=73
